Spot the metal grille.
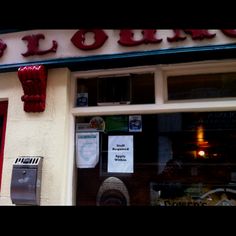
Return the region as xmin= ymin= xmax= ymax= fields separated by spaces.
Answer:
xmin=14 ymin=156 xmax=42 ymax=166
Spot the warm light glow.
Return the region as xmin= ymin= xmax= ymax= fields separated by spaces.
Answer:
xmin=198 ymin=150 xmax=205 ymax=157
xmin=196 ymin=124 xmax=209 ymax=148
xmin=197 ymin=125 xmax=204 ymax=142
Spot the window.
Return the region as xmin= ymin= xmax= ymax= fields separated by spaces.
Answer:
xmin=72 ymin=61 xmax=236 ymax=206
xmin=97 ymin=75 xmax=131 ymax=105
xmin=167 ymin=72 xmax=236 ymax=100
xmin=75 ymin=72 xmax=155 ymax=107
xmin=75 ymin=112 xmax=236 ymax=206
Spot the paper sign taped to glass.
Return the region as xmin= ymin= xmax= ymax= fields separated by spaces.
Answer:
xmin=76 ymin=132 xmax=99 ymax=168
xmin=108 ymin=135 xmax=133 ymax=173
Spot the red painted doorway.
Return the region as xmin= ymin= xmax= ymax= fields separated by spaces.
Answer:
xmin=0 ymin=101 xmax=8 ymax=190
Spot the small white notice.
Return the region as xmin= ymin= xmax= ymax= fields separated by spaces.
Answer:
xmin=108 ymin=135 xmax=133 ymax=173
xmin=76 ymin=132 xmax=99 ymax=168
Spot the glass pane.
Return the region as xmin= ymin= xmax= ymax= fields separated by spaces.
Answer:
xmin=76 ymin=111 xmax=236 ymax=206
xmin=97 ymin=75 xmax=131 ymax=105
xmin=76 ymin=78 xmax=97 ymax=106
xmin=168 ymin=72 xmax=236 ymax=100
xmin=75 ymin=73 xmax=155 ymax=107
xmin=131 ymin=73 xmax=155 ymax=105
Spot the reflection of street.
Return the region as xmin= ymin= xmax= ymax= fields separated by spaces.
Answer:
xmin=150 ymin=182 xmax=236 ymax=206
xmin=200 ymin=188 xmax=236 ymax=206
xmin=150 ymin=158 xmax=236 ymax=206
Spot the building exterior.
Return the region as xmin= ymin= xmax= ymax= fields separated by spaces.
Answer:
xmin=1 ymin=29 xmax=236 ymax=206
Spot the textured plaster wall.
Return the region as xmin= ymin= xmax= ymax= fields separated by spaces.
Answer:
xmin=0 ymin=68 xmax=71 ymax=205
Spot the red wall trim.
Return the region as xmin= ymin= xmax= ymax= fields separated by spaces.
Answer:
xmin=0 ymin=101 xmax=8 ymax=190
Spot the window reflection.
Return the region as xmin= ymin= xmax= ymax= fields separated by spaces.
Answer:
xmin=168 ymin=72 xmax=236 ymax=100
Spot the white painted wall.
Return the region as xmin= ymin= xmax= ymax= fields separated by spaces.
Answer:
xmin=0 ymin=68 xmax=71 ymax=205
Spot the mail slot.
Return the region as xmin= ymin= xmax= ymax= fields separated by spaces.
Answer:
xmin=10 ymin=156 xmax=43 ymax=205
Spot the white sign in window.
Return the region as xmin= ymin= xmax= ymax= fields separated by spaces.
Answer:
xmin=76 ymin=132 xmax=99 ymax=168
xmin=108 ymin=135 xmax=133 ymax=173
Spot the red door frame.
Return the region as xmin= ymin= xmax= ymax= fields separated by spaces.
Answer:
xmin=0 ymin=101 xmax=8 ymax=190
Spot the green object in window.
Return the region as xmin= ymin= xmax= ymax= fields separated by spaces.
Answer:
xmin=105 ymin=116 xmax=128 ymax=132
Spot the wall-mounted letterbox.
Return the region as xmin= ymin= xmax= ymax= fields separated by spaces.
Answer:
xmin=10 ymin=156 xmax=43 ymax=205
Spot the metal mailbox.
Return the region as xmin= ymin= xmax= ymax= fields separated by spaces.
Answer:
xmin=10 ymin=156 xmax=43 ymax=205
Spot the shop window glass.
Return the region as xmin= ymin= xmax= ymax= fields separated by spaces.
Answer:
xmin=75 ymin=111 xmax=236 ymax=206
xmin=97 ymin=75 xmax=131 ymax=105
xmin=167 ymin=72 xmax=236 ymax=100
xmin=76 ymin=73 xmax=155 ymax=107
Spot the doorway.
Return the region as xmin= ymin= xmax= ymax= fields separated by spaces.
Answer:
xmin=0 ymin=101 xmax=8 ymax=189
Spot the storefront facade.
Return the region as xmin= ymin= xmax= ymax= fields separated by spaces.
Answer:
xmin=1 ymin=29 xmax=236 ymax=205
